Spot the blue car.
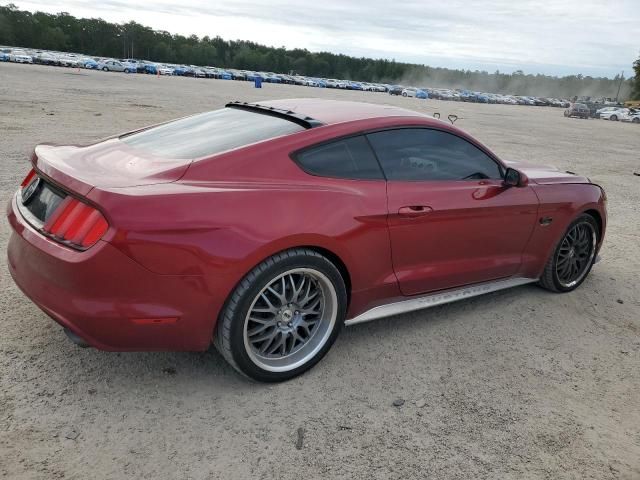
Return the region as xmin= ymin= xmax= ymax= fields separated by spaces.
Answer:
xmin=83 ymin=58 xmax=99 ymax=69
xmin=401 ymin=87 xmax=428 ymax=99
xmin=144 ymin=63 xmax=158 ymax=75
xmin=172 ymin=66 xmax=189 ymax=76
xmin=458 ymin=90 xmax=473 ymax=102
xmin=0 ymin=52 xmax=9 ymax=62
xmin=265 ymin=74 xmax=282 ymax=83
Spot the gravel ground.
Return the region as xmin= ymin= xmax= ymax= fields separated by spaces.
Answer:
xmin=1 ymin=63 xmax=639 ymax=480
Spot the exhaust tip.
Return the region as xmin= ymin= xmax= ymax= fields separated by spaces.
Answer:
xmin=64 ymin=328 xmax=90 ymax=348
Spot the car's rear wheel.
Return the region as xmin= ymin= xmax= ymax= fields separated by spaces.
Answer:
xmin=538 ymin=214 xmax=598 ymax=293
xmin=102 ymin=67 xmax=108 ymax=72
xmin=215 ymin=249 xmax=347 ymax=382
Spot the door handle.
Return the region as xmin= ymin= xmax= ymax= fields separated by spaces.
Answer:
xmin=398 ymin=205 xmax=433 ymax=217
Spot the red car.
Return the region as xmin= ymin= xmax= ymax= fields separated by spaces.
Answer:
xmin=7 ymin=99 xmax=606 ymax=382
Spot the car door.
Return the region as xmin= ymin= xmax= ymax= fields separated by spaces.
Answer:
xmin=367 ymin=127 xmax=539 ymax=296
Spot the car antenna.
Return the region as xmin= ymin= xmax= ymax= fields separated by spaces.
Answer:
xmin=432 ymin=113 xmax=460 ymax=124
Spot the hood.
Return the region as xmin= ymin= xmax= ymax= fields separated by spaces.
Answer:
xmin=34 ymin=139 xmax=191 ymax=196
xmin=504 ymin=160 xmax=590 ymax=185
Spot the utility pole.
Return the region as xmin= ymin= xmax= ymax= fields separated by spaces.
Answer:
xmin=615 ymin=70 xmax=624 ymax=103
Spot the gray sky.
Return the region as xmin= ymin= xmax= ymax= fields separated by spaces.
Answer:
xmin=15 ymin=0 xmax=639 ymax=78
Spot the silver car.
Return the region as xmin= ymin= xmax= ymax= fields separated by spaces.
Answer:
xmin=98 ymin=60 xmax=133 ymax=73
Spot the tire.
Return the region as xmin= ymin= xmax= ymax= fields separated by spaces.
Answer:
xmin=215 ymin=248 xmax=347 ymax=382
xmin=610 ymin=115 xmax=617 ymax=121
xmin=538 ymin=213 xmax=599 ymax=293
xmin=102 ymin=67 xmax=108 ymax=72
xmin=633 ymin=118 xmax=640 ymax=124
xmin=402 ymin=92 xmax=408 ymax=97
xmin=124 ymin=68 xmax=130 ymax=73
xmin=564 ymin=110 xmax=569 ymax=117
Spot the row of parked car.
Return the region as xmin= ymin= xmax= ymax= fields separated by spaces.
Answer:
xmin=563 ymin=103 xmax=639 ymax=123
xmin=1 ymin=47 xmax=630 ymax=115
xmin=0 ymin=48 xmax=389 ymax=86
xmin=388 ymin=85 xmax=573 ymax=106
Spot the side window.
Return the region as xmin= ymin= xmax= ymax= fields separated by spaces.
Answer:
xmin=294 ymin=136 xmax=384 ymax=180
xmin=366 ymin=128 xmax=503 ymax=181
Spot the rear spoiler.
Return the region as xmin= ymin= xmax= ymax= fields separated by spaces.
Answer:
xmin=226 ymin=101 xmax=324 ymax=129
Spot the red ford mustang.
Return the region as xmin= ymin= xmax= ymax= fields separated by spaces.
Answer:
xmin=7 ymin=99 xmax=606 ymax=381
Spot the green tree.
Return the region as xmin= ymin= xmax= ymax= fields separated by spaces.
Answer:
xmin=632 ymin=54 xmax=640 ymax=100
xmin=41 ymin=26 xmax=67 ymax=50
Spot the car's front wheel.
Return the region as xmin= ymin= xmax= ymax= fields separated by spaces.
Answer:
xmin=215 ymin=248 xmax=347 ymax=382
xmin=102 ymin=67 xmax=108 ymax=72
xmin=538 ymin=213 xmax=599 ymax=293
xmin=610 ymin=115 xmax=618 ymax=121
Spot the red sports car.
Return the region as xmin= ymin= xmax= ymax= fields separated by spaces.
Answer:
xmin=7 ymin=99 xmax=606 ymax=382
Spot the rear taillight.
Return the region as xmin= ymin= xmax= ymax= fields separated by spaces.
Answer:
xmin=20 ymin=168 xmax=37 ymax=188
xmin=42 ymin=196 xmax=108 ymax=249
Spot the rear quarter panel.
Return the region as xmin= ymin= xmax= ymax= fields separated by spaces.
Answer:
xmin=87 ymin=129 xmax=396 ymax=325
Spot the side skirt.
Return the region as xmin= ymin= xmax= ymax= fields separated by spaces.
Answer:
xmin=344 ymin=277 xmax=537 ymax=326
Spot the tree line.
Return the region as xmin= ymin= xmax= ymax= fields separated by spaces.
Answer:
xmin=1 ymin=3 xmax=637 ymax=99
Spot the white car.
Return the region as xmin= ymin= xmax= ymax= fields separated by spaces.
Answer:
xmin=596 ymin=106 xmax=618 ymax=115
xmin=600 ymin=108 xmax=627 ymax=121
xmin=362 ymin=83 xmax=385 ymax=92
xmin=9 ymin=50 xmax=33 ymax=63
xmin=98 ymin=60 xmax=133 ymax=73
xmin=620 ymin=109 xmax=640 ymax=124
xmin=157 ymin=65 xmax=174 ymax=75
xmin=58 ymin=55 xmax=81 ymax=67
xmin=401 ymin=87 xmax=426 ymax=98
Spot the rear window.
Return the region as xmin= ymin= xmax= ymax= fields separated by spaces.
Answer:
xmin=121 ymin=108 xmax=305 ymax=159
xmin=294 ymin=136 xmax=384 ymax=180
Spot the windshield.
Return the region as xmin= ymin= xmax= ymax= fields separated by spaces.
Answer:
xmin=121 ymin=107 xmax=305 ymax=159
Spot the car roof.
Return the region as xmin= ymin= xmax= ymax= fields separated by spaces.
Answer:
xmin=254 ymin=98 xmax=427 ymax=126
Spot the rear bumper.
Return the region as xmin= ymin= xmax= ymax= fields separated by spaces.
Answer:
xmin=7 ymin=194 xmax=216 ymax=351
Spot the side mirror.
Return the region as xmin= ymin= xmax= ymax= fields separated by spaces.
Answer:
xmin=503 ymin=167 xmax=527 ymax=187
